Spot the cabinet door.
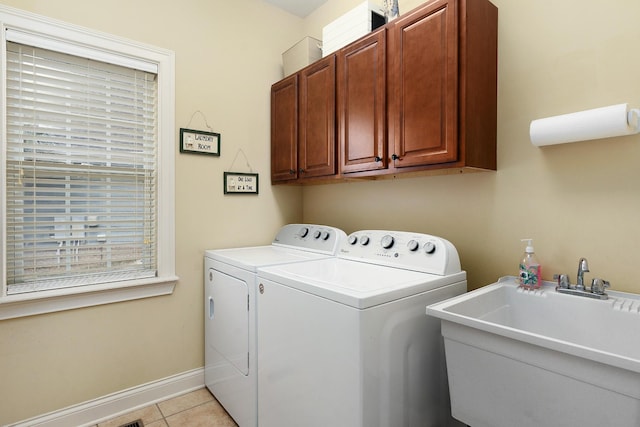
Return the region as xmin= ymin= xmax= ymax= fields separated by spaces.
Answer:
xmin=389 ymin=0 xmax=458 ymax=168
xmin=298 ymin=55 xmax=336 ymax=179
xmin=271 ymin=74 xmax=298 ymax=182
xmin=338 ymin=30 xmax=387 ymax=174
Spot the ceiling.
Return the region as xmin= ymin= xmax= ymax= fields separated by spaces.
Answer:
xmin=263 ymin=0 xmax=328 ymax=17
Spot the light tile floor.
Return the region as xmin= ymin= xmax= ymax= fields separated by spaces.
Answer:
xmin=96 ymin=388 xmax=237 ymax=427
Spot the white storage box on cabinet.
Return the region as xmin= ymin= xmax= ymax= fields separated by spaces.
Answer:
xmin=322 ymin=0 xmax=386 ymax=57
xmin=282 ymin=36 xmax=322 ymax=77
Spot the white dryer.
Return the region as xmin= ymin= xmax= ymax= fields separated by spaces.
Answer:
xmin=256 ymin=230 xmax=467 ymax=427
xmin=203 ymin=224 xmax=347 ymax=427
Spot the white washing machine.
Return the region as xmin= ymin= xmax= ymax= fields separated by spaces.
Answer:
xmin=256 ymin=230 xmax=467 ymax=427
xmin=203 ymin=224 xmax=347 ymax=427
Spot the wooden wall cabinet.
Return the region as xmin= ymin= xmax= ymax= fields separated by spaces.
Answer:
xmin=271 ymin=0 xmax=497 ymax=184
xmin=271 ymin=56 xmax=336 ymax=183
xmin=386 ymin=0 xmax=498 ymax=174
xmin=271 ymin=74 xmax=298 ymax=182
xmin=337 ymin=29 xmax=387 ymax=174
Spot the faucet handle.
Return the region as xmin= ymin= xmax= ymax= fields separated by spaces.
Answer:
xmin=554 ymin=274 xmax=571 ymax=289
xmin=591 ymin=278 xmax=610 ymax=295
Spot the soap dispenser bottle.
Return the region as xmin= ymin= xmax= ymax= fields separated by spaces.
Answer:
xmin=519 ymin=238 xmax=541 ymax=289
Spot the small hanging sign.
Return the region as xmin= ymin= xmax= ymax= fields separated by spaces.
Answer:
xmin=179 ymin=128 xmax=220 ymax=156
xmin=224 ymin=172 xmax=259 ymax=195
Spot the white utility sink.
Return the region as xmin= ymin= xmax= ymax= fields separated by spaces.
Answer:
xmin=426 ymin=276 xmax=640 ymax=427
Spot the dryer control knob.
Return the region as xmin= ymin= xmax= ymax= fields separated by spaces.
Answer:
xmin=360 ymin=236 xmax=370 ymax=246
xmin=407 ymin=240 xmax=419 ymax=251
xmin=299 ymin=227 xmax=309 ymax=238
xmin=348 ymin=235 xmax=358 ymax=245
xmin=381 ymin=235 xmax=395 ymax=249
xmin=313 ymin=230 xmax=322 ymax=239
xmin=424 ymin=241 xmax=436 ymax=254
xmin=321 ymin=231 xmax=330 ymax=240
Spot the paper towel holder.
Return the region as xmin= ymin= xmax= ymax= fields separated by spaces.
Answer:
xmin=629 ymin=108 xmax=640 ymax=129
xmin=529 ymin=103 xmax=640 ymax=147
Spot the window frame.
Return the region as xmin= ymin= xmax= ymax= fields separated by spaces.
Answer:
xmin=0 ymin=5 xmax=177 ymax=320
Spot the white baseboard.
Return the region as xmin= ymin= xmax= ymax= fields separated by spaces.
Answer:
xmin=8 ymin=368 xmax=205 ymax=427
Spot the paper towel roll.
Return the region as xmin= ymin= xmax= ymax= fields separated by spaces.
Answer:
xmin=529 ymin=103 xmax=639 ymax=146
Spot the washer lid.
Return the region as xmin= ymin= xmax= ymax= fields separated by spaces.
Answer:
xmin=205 ymin=246 xmax=330 ymax=272
xmin=258 ymin=258 xmax=466 ymax=309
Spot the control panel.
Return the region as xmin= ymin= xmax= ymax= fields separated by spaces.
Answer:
xmin=272 ymin=224 xmax=348 ymax=255
xmin=339 ymin=230 xmax=461 ymax=275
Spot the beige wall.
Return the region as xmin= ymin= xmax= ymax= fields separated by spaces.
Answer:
xmin=2 ymin=0 xmax=640 ymax=424
xmin=302 ymin=0 xmax=640 ymax=292
xmin=0 ymin=0 xmax=303 ymax=424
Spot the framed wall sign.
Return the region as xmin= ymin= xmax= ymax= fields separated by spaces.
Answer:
xmin=224 ymin=172 xmax=259 ymax=195
xmin=180 ymin=128 xmax=220 ymax=156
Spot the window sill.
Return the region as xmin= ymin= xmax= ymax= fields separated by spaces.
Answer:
xmin=0 ymin=276 xmax=178 ymax=320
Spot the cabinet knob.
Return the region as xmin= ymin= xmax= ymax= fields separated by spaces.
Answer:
xmin=299 ymin=168 xmax=306 ymax=174
xmin=391 ymin=154 xmax=400 ymax=160
xmin=289 ymin=169 xmax=295 ymax=175
xmin=374 ymin=156 xmax=382 ymax=162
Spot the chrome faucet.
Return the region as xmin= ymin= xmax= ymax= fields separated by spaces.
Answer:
xmin=576 ymin=257 xmax=589 ymax=291
xmin=554 ymin=257 xmax=609 ymax=300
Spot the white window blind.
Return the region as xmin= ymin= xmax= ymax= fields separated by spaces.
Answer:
xmin=5 ymin=41 xmax=159 ymax=295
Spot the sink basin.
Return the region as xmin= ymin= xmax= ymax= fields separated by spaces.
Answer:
xmin=426 ymin=276 xmax=640 ymax=427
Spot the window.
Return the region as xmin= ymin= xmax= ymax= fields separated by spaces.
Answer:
xmin=1 ymin=7 xmax=177 ymax=319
